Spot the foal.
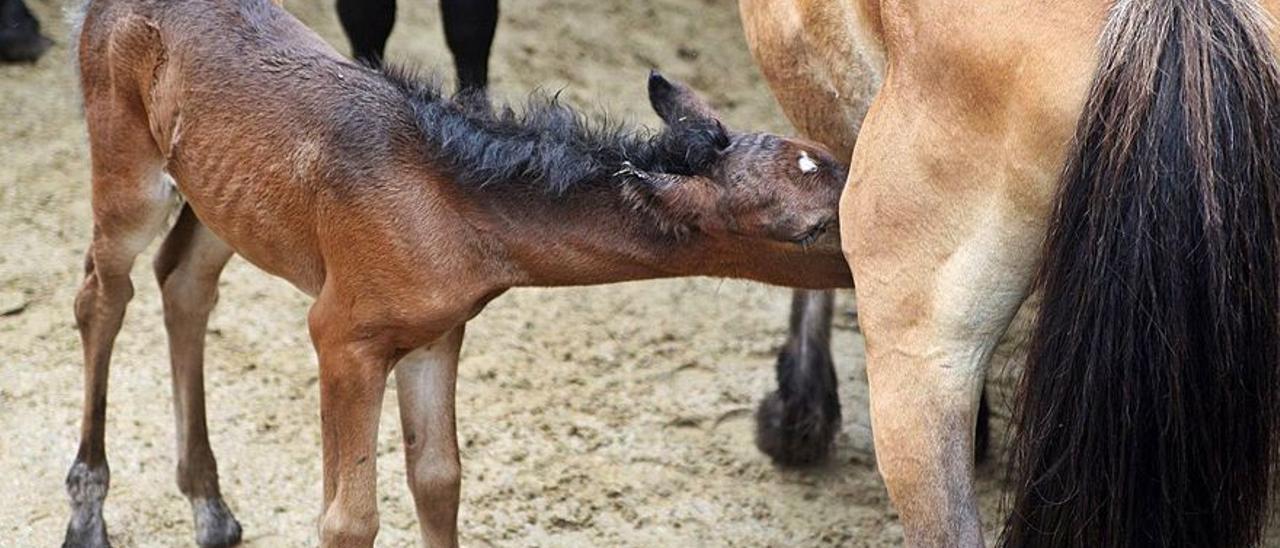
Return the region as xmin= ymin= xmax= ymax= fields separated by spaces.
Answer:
xmin=338 ymin=0 xmax=853 ymax=468
xmin=65 ymin=0 xmax=850 ymax=546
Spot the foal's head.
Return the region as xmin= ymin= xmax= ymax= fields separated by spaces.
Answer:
xmin=633 ymin=72 xmax=847 ymax=248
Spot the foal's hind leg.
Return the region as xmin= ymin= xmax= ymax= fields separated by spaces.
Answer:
xmin=755 ymin=289 xmax=840 ymax=465
xmin=153 ymin=205 xmax=241 ymax=547
xmin=65 ymin=136 xmax=177 ymax=546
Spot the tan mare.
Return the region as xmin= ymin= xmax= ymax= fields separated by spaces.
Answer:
xmin=743 ymin=0 xmax=1280 ymax=546
xmin=62 ymin=0 xmax=855 ymax=546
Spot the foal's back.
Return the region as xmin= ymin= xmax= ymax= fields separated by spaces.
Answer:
xmin=78 ymin=0 xmax=431 ymax=293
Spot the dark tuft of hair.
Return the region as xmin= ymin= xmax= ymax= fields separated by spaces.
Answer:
xmin=380 ymin=65 xmax=729 ymax=195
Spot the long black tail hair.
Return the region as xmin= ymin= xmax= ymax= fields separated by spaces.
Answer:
xmin=1003 ymin=1 xmax=1280 ymax=546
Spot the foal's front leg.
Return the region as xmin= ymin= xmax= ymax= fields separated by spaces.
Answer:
xmin=395 ymin=327 xmax=465 ymax=547
xmin=308 ymin=296 xmax=396 ymax=547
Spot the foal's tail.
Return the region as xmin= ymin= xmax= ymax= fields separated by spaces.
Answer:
xmin=1003 ymin=1 xmax=1280 ymax=547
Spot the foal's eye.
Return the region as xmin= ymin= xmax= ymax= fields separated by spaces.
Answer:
xmin=797 ymin=151 xmax=819 ymax=174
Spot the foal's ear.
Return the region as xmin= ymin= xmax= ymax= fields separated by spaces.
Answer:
xmin=619 ymin=165 xmax=720 ymax=232
xmin=648 ymin=71 xmax=722 ymax=127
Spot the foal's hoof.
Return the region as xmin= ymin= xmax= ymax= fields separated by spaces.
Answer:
xmin=64 ymin=462 xmax=110 ymax=548
xmin=62 ymin=517 xmax=109 ymax=548
xmin=754 ymin=389 xmax=841 ymax=466
xmin=192 ymin=498 xmax=243 ymax=547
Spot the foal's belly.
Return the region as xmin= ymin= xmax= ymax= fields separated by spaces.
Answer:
xmin=167 ymin=158 xmax=329 ymax=296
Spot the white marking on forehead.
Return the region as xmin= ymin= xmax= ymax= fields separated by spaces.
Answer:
xmin=798 ymin=151 xmax=819 ymax=173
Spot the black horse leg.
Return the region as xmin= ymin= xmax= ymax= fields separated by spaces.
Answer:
xmin=755 ymin=289 xmax=840 ymax=466
xmin=754 ymin=290 xmax=993 ymax=466
xmin=336 ymin=0 xmax=396 ymax=67
xmin=439 ymin=0 xmax=498 ymax=91
xmin=0 ymin=0 xmax=51 ymax=63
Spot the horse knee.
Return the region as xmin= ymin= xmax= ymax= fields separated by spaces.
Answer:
xmin=408 ymin=458 xmax=461 ymax=505
xmin=320 ymin=507 xmax=379 ymax=548
xmin=157 ymin=266 xmax=218 ymax=320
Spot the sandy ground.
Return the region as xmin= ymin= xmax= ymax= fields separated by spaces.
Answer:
xmin=1 ymin=0 xmax=1023 ymax=545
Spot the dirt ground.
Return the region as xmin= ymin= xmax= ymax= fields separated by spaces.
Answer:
xmin=0 ymin=0 xmax=1022 ymax=545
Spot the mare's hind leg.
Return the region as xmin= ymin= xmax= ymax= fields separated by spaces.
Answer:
xmin=842 ymin=90 xmax=1045 ymax=545
xmin=65 ymin=131 xmax=177 ymax=547
xmin=153 ymin=206 xmax=241 ymax=547
xmin=755 ymin=289 xmax=840 ymax=465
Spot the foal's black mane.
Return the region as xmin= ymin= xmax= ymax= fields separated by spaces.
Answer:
xmin=381 ymin=66 xmax=730 ymax=194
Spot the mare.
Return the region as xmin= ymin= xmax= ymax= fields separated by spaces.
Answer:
xmin=740 ymin=0 xmax=991 ymax=466
xmin=64 ymin=0 xmax=851 ymax=545
xmin=742 ymin=0 xmax=1280 ymax=546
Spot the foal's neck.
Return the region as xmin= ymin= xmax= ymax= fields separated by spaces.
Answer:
xmin=451 ymin=182 xmax=850 ymax=291
xmin=460 ymin=184 xmax=699 ymax=287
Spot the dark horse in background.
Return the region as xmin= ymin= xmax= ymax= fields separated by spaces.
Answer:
xmin=337 ymin=0 xmax=497 ymax=91
xmin=0 ymin=0 xmax=51 ymax=62
xmin=335 ymin=0 xmax=988 ymax=467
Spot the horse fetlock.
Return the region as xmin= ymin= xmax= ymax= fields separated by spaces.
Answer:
xmin=755 ymin=330 xmax=841 ymax=466
xmin=65 ymin=460 xmax=109 ymax=507
xmin=63 ymin=461 xmax=110 ymax=548
xmin=754 ymin=388 xmax=840 ymax=466
xmin=175 ymin=457 xmax=218 ymax=498
xmin=190 ymin=497 xmax=242 ymax=548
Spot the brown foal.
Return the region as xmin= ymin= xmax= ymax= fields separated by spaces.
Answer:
xmin=64 ymin=0 xmax=851 ymax=546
